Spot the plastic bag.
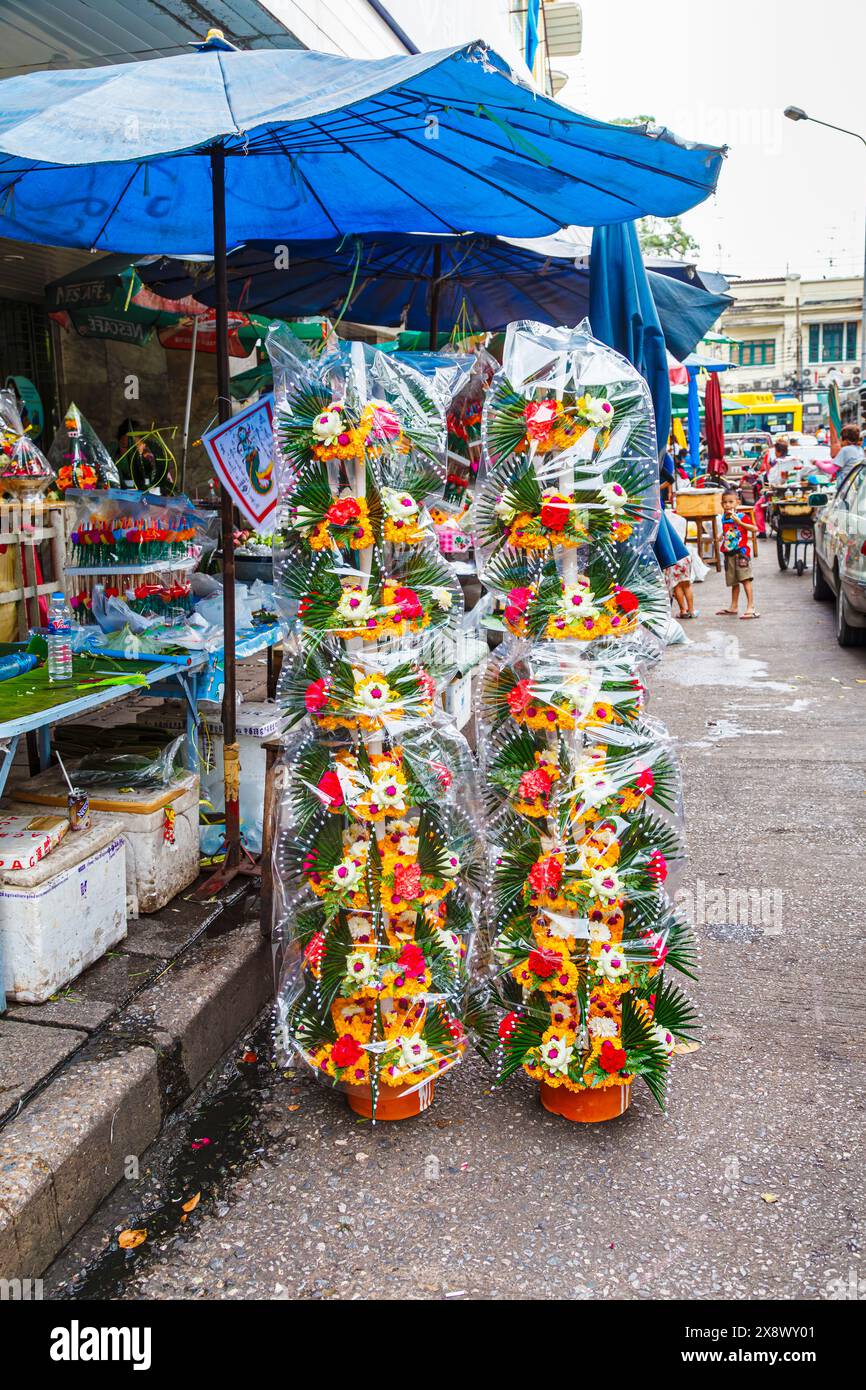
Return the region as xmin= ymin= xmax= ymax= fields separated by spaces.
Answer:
xmin=476 ymin=323 xmax=695 ymax=1121
xmin=47 ymin=402 xmax=120 ymax=491
xmin=0 ymin=388 xmax=54 ymax=497
xmin=266 ymin=327 xmax=483 ymax=1118
xmin=74 ymin=733 xmax=184 ymax=788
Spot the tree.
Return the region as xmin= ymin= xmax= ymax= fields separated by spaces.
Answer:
xmin=610 ymin=116 xmax=701 ymax=261
xmin=636 ymin=215 xmax=700 ymax=260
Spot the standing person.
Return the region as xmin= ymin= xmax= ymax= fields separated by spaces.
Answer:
xmin=766 ymin=437 xmax=790 ymax=487
xmin=716 ymin=489 xmax=760 ymax=620
xmin=654 ymin=508 xmax=696 ymax=620
xmin=660 ymin=450 xmax=676 ymax=509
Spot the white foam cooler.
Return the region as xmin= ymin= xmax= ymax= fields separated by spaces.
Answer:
xmin=0 ymin=818 xmax=127 ymax=1003
xmin=11 ymin=770 xmax=200 ymax=918
xmin=137 ymin=700 xmax=282 ymax=853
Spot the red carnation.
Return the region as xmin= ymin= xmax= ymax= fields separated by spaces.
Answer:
xmin=317 ymin=770 xmax=344 ymax=810
xmin=614 ymin=585 xmax=639 ymax=613
xmin=599 ymin=1039 xmax=628 ymax=1073
xmin=528 ymin=855 xmax=562 ymax=896
xmin=397 ymin=943 xmax=426 ymax=979
xmin=499 ymin=1011 xmax=519 ymax=1042
xmin=518 ymin=768 xmax=553 ymax=800
xmin=528 ymin=948 xmax=560 ymax=980
xmin=648 ymin=851 xmax=668 ymax=884
xmin=304 ymin=678 xmax=329 ymax=713
xmin=393 ymin=586 xmax=423 ymax=620
xmin=332 ymin=1034 xmax=363 ymax=1069
xmin=304 ymin=931 xmax=325 ymax=968
xmin=447 ymin=1017 xmax=465 ymax=1043
xmin=540 ymin=495 xmax=569 ymax=531
xmin=523 ymin=399 xmax=557 ymax=440
xmin=327 ymin=496 xmax=362 ymax=527
xmin=393 ymin=861 xmax=422 ymax=901
xmin=506 ymin=679 xmax=534 ymax=716
xmin=431 ymin=761 xmax=452 ymax=790
xmin=635 ymin=768 xmax=655 ymax=794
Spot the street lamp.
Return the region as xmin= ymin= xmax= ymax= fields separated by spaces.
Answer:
xmin=784 ymin=105 xmax=866 ymax=384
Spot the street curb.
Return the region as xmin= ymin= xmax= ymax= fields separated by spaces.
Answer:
xmin=0 ymin=917 xmax=271 ymax=1279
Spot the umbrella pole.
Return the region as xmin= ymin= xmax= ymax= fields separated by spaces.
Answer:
xmin=180 ymin=314 xmax=199 ymax=492
xmin=197 ymin=142 xmax=246 ymax=894
xmin=428 ymin=242 xmax=442 ymax=350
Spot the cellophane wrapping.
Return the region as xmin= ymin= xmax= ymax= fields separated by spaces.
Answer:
xmin=267 ymin=324 xmax=483 ymax=1113
xmin=0 ymin=388 xmax=54 ymax=494
xmin=64 ymin=489 xmax=214 ymax=625
xmin=47 ymin=402 xmax=121 ymax=492
xmin=476 ymin=321 xmax=697 ymax=1113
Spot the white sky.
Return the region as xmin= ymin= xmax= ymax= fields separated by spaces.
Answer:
xmin=556 ymin=0 xmax=866 ymax=279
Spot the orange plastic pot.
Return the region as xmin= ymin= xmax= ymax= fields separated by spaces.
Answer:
xmin=540 ymin=1080 xmax=631 ymax=1123
xmin=345 ymin=1077 xmax=435 ymax=1121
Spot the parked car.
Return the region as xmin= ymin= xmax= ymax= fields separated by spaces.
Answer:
xmin=813 ymin=463 xmax=866 ymax=646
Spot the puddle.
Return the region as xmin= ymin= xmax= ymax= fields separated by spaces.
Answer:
xmin=663 ymin=629 xmax=794 ymax=692
xmin=45 ymin=1016 xmax=279 ymax=1301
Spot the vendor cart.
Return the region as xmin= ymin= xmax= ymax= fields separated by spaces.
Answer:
xmin=768 ymin=491 xmax=824 ymax=575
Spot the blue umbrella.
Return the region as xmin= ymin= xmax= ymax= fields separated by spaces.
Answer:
xmin=0 ymin=41 xmax=724 ymax=253
xmin=133 ymin=233 xmax=729 ymax=359
xmin=0 ymin=34 xmax=724 ymax=875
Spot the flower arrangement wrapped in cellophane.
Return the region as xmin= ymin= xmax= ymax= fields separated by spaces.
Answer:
xmin=64 ymin=489 xmax=214 ymax=626
xmin=268 ymin=325 xmax=484 ymax=1121
xmin=475 ymin=322 xmax=698 ymax=1123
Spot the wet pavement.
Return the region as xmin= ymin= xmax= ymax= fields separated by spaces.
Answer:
xmin=44 ymin=548 xmax=866 ymax=1301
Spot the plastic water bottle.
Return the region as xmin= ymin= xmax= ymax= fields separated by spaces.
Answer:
xmin=46 ymin=592 xmax=73 ymax=683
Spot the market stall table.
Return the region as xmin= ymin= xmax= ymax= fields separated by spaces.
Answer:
xmin=80 ymin=621 xmax=284 ymax=773
xmin=0 ymin=647 xmax=201 ymax=798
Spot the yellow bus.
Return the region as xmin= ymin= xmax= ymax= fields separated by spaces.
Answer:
xmin=721 ymin=391 xmax=803 ymax=435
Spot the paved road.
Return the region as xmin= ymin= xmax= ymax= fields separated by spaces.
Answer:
xmin=48 ymin=546 xmax=866 ymax=1301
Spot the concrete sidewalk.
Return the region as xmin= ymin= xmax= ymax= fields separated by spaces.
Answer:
xmin=0 ymin=878 xmax=271 ymax=1278
xmin=36 ymin=545 xmax=866 ymax=1301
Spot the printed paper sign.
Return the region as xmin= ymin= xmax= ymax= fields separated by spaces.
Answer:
xmin=201 ymin=393 xmax=277 ymax=530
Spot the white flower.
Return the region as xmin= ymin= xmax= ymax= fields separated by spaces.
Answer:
xmin=331 ymin=857 xmax=363 ymax=892
xmin=383 ymin=488 xmax=420 ymax=520
xmin=539 ymin=1036 xmax=573 ymax=1075
xmin=558 ymin=584 xmax=599 ymax=621
xmin=579 ymin=774 xmax=617 ymax=808
xmin=579 ymin=395 xmax=610 ymax=427
xmin=431 ymin=586 xmax=453 ymax=611
xmin=595 ymin=942 xmax=629 ymax=981
xmin=654 ymin=1023 xmax=675 ymax=1054
xmin=370 ymin=768 xmax=406 ymax=811
xmin=387 ymin=819 xmax=413 ymax=836
xmin=356 ymin=677 xmax=392 ymax=709
xmin=398 ymin=1034 xmax=432 ymax=1069
xmin=494 ymin=494 xmax=517 ymax=522
xmin=599 ymin=480 xmax=628 ymax=513
xmin=435 ymin=927 xmax=462 ymax=961
xmin=587 ymin=866 xmax=623 ymax=903
xmin=311 ymin=404 xmax=344 ymax=442
xmin=336 ymin=587 xmax=373 ymax=622
xmin=589 ymin=1015 xmax=619 ymax=1039
xmin=344 ymin=950 xmax=376 ymax=986
xmin=398 ymin=834 xmax=419 ymax=856
xmin=588 ymin=920 xmax=612 ymax=944
xmin=347 ymin=914 xmax=374 ymax=941
xmin=440 ymin=851 xmax=461 ymax=879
